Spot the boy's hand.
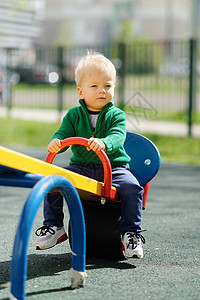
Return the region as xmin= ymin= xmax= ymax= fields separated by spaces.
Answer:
xmin=48 ymin=138 xmax=61 ymax=153
xmin=87 ymin=137 xmax=106 ymax=152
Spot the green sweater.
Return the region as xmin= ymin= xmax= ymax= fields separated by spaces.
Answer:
xmin=51 ymin=99 xmax=130 ymax=166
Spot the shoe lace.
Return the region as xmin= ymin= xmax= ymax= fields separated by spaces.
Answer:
xmin=127 ymin=231 xmax=146 ymax=249
xmin=35 ymin=225 xmax=55 ymax=237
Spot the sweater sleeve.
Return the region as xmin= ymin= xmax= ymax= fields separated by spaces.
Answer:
xmin=101 ymin=110 xmax=127 ymax=154
xmin=50 ymin=109 xmax=76 ymax=153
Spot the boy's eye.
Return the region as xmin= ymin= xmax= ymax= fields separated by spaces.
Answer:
xmin=105 ymin=84 xmax=111 ymax=87
xmin=91 ymin=85 xmax=97 ymax=87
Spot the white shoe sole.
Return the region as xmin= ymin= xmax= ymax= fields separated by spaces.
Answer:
xmin=123 ymin=250 xmax=143 ymax=259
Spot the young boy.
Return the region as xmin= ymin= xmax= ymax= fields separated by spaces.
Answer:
xmin=35 ymin=51 xmax=145 ymax=259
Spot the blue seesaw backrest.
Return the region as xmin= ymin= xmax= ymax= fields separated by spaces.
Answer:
xmin=124 ymin=132 xmax=161 ymax=186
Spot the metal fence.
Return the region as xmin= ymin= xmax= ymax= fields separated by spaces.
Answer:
xmin=0 ymin=40 xmax=199 ymax=136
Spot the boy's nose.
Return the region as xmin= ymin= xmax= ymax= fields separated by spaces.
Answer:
xmin=98 ymin=88 xmax=106 ymax=93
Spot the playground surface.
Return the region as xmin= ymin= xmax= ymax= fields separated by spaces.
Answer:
xmin=0 ymin=147 xmax=200 ymax=300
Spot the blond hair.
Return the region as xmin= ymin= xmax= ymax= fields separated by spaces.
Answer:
xmin=75 ymin=50 xmax=116 ymax=86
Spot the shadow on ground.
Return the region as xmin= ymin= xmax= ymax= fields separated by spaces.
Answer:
xmin=0 ymin=252 xmax=137 ymax=299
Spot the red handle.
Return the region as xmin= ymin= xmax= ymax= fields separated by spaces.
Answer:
xmin=45 ymin=137 xmax=112 ymax=198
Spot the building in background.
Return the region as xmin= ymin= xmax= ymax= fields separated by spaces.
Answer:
xmin=0 ymin=0 xmax=45 ymax=48
xmin=133 ymin=0 xmax=190 ymax=40
xmin=39 ymin=0 xmax=114 ymax=47
xmin=40 ymin=0 xmax=199 ymax=47
xmin=0 ymin=0 xmax=200 ymax=49
xmin=0 ymin=0 xmax=45 ymax=103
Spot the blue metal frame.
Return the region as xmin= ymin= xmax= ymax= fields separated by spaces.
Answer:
xmin=10 ymin=175 xmax=86 ymax=300
xmin=0 ymin=165 xmax=43 ymax=188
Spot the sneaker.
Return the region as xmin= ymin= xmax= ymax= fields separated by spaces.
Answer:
xmin=35 ymin=225 xmax=68 ymax=250
xmin=121 ymin=232 xmax=145 ymax=259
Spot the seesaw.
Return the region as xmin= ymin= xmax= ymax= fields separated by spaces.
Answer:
xmin=45 ymin=133 xmax=161 ymax=258
xmin=0 ymin=143 xmax=116 ymax=200
xmin=0 ymin=132 xmax=161 ymax=299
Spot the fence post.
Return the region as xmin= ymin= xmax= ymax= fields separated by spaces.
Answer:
xmin=57 ymin=47 xmax=64 ymax=121
xmin=6 ymin=48 xmax=12 ymax=116
xmin=117 ymin=43 xmax=126 ymax=109
xmin=188 ymin=39 xmax=198 ymax=137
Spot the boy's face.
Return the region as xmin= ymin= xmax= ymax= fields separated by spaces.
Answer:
xmin=77 ymin=69 xmax=115 ymax=111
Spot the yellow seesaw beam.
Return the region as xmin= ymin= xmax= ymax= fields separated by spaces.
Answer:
xmin=0 ymin=145 xmax=116 ymax=200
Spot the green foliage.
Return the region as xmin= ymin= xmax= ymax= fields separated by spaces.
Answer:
xmin=113 ymin=21 xmax=163 ymax=75
xmin=125 ymin=41 xmax=162 ymax=74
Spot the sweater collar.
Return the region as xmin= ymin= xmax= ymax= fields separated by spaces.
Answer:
xmin=79 ymin=99 xmax=114 ymax=113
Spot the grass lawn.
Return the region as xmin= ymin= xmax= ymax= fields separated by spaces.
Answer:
xmin=1 ymin=118 xmax=200 ymax=166
xmin=0 ymin=118 xmax=59 ymax=147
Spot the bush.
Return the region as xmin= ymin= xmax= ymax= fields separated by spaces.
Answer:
xmin=125 ymin=40 xmax=162 ymax=74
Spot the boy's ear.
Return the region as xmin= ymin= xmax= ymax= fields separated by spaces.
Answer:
xmin=77 ymin=87 xmax=84 ymax=99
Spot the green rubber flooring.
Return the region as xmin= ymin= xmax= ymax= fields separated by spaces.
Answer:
xmin=0 ymin=148 xmax=200 ymax=300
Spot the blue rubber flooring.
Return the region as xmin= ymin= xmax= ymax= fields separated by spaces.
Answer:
xmin=0 ymin=147 xmax=200 ymax=300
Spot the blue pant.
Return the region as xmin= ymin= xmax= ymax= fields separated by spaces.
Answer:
xmin=43 ymin=164 xmax=144 ymax=234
